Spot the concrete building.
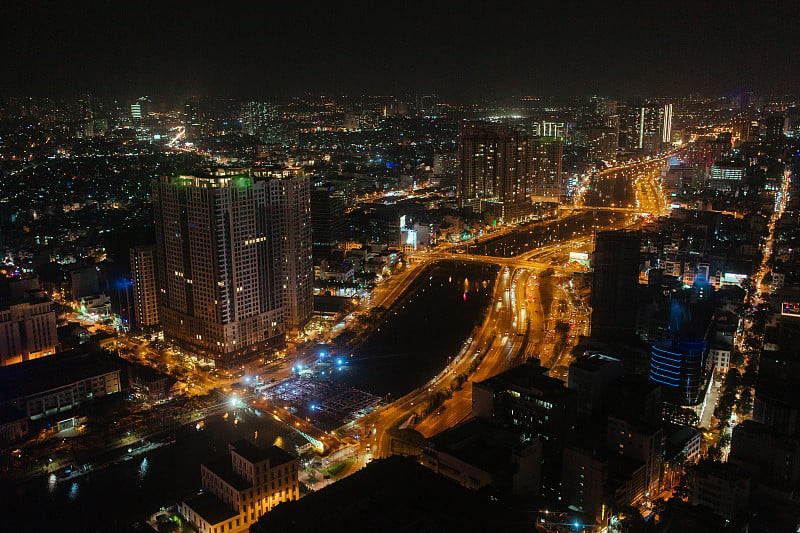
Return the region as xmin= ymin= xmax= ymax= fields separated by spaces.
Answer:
xmin=458 ymin=121 xmax=550 ymax=220
xmin=0 ymin=290 xmax=58 ymax=366
xmin=690 ymin=460 xmax=751 ymax=522
xmin=588 ymin=126 xmax=618 ymax=163
xmin=180 ymin=439 xmax=298 ymax=533
xmin=254 ymin=167 xmax=313 ymax=332
xmin=473 ymin=359 xmax=576 ymax=497
xmin=606 ymin=416 xmax=664 ymax=503
xmin=568 ymin=352 xmax=625 ymax=417
xmin=562 ymin=447 xmax=611 ymax=526
xmin=153 ymin=169 xmax=303 ymax=366
xmin=530 ymin=136 xmax=563 ymax=200
xmin=421 ymin=418 xmax=542 ymax=496
xmin=591 ymin=230 xmax=641 ymax=340
xmin=310 ymin=181 xmax=345 ymax=248
xmin=708 ymin=161 xmax=746 ymax=192
xmin=129 ymin=246 xmax=159 ymax=328
xmin=0 ymin=347 xmax=121 ymax=420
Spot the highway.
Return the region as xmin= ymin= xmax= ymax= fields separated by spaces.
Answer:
xmin=355 ymin=157 xmax=670 ymax=458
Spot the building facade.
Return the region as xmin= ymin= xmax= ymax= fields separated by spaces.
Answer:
xmin=0 ymin=292 xmax=58 ymax=366
xmin=591 ymin=230 xmax=641 ymax=340
xmin=130 ymin=246 xmax=160 ymax=328
xmin=180 ymin=440 xmax=298 ymax=533
xmin=153 ymin=173 xmax=285 ymax=365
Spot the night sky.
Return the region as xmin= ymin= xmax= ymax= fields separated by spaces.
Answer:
xmin=2 ymin=1 xmax=799 ymax=99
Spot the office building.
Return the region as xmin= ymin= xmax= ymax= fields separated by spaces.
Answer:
xmin=129 ymin=246 xmax=159 ymax=328
xmin=0 ymin=289 xmax=58 ymax=366
xmin=421 ymin=418 xmax=542 ymax=496
xmin=708 ymin=161 xmax=747 ymax=192
xmin=180 ymin=439 xmax=298 ymax=533
xmin=591 ymin=230 xmax=641 ymax=340
xmin=531 ymin=121 xmax=567 ymax=139
xmin=473 ymin=359 xmax=576 ymax=497
xmin=606 ymin=415 xmax=664 ymax=502
xmin=130 ymin=96 xmax=150 ymax=120
xmin=568 ymin=353 xmax=625 ymax=417
xmin=153 ymin=173 xmax=285 ymax=365
xmin=689 ymin=460 xmax=751 ymax=522
xmin=650 ymin=338 xmax=708 ymax=406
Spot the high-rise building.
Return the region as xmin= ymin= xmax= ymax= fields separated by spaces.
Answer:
xmin=458 ymin=122 xmax=535 ymax=219
xmin=152 ymin=172 xmax=285 ymax=365
xmin=587 ymin=126 xmax=618 ymax=163
xmin=473 ymin=359 xmax=576 ymax=498
xmin=591 ymin=230 xmax=641 ymax=340
xmin=530 ymin=136 xmax=563 ymax=200
xmin=531 ymin=121 xmax=567 ymax=139
xmin=130 ymin=96 xmax=150 ymax=120
xmin=764 ymin=113 xmax=785 ymax=140
xmin=661 ymin=104 xmax=673 ymax=144
xmin=254 ymin=167 xmax=313 ymax=332
xmin=310 ymin=181 xmax=345 ymax=248
xmin=708 ymin=161 xmax=747 ymax=192
xmin=0 ymin=289 xmax=58 ymax=366
xmin=129 ymin=246 xmax=159 ymax=328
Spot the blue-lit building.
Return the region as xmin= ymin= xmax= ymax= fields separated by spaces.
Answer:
xmin=650 ymin=339 xmax=708 ymax=405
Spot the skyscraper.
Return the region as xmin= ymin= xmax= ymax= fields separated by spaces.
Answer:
xmin=661 ymin=103 xmax=673 ymax=144
xmin=152 ymin=172 xmax=285 ymax=365
xmin=587 ymin=126 xmax=618 ymax=163
xmin=254 ymin=167 xmax=314 ymax=332
xmin=310 ymin=181 xmax=345 ymax=248
xmin=530 ymin=136 xmax=563 ymax=200
xmin=458 ymin=122 xmax=531 ymax=214
xmin=591 ymin=230 xmax=641 ymax=340
xmin=130 ymin=246 xmax=159 ymax=328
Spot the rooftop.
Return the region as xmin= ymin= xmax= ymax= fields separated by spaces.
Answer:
xmin=429 ymin=418 xmax=529 ymax=475
xmin=230 ymin=439 xmax=295 ymax=467
xmin=183 ymin=492 xmax=239 ymax=526
xmin=476 ymin=360 xmax=566 ymax=396
xmin=569 ymin=352 xmax=623 ymax=372
xmin=0 ymin=347 xmax=121 ymax=403
xmin=203 ymin=457 xmax=252 ymax=492
xmin=252 ymin=456 xmax=516 ymax=533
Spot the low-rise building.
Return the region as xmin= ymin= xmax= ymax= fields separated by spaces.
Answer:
xmin=180 ymin=439 xmax=298 ymax=533
xmin=0 ymin=347 xmax=122 ymax=420
xmin=421 ymin=418 xmax=541 ymax=496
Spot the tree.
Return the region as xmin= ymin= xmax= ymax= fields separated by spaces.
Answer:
xmin=736 ymin=387 xmax=753 ymax=416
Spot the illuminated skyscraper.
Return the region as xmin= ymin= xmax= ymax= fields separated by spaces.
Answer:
xmin=661 ymin=103 xmax=673 ymax=144
xmin=458 ymin=121 xmax=536 ymax=219
xmin=129 ymin=246 xmax=159 ymax=328
xmin=153 ymin=172 xmax=285 ymax=365
xmin=530 ymin=136 xmax=563 ymax=200
xmin=253 ymin=167 xmax=313 ymax=332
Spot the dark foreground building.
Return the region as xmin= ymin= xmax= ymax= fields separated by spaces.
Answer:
xmin=252 ymin=456 xmax=517 ymax=532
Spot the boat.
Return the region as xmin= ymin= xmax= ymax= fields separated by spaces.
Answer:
xmin=55 ymin=464 xmax=93 ymax=484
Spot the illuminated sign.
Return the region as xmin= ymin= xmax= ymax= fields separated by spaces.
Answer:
xmin=782 ymin=302 xmax=800 ymax=318
xmin=721 ymin=273 xmax=747 ymax=285
xmin=569 ymin=252 xmax=589 ymax=262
